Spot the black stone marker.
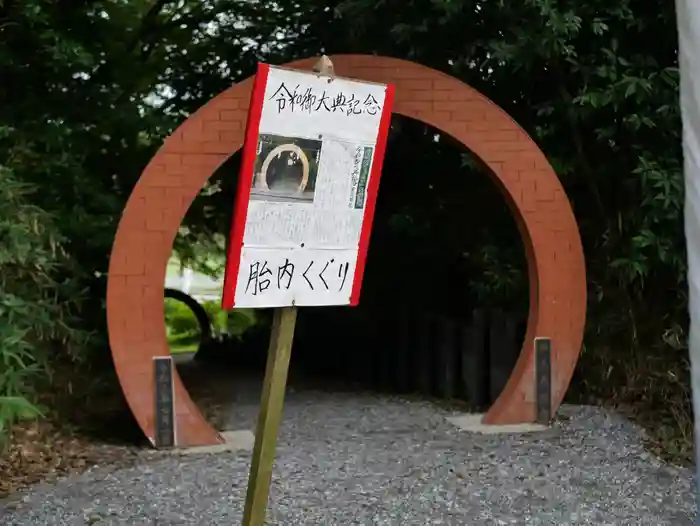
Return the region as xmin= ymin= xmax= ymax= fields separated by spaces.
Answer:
xmin=535 ymin=337 xmax=552 ymax=425
xmin=154 ymin=356 xmax=175 ymax=448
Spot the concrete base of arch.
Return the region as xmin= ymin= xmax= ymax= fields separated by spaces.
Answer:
xmin=106 ymin=55 xmax=586 ymax=447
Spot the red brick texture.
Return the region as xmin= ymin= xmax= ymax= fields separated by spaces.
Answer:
xmin=107 ymin=55 xmax=586 ymax=447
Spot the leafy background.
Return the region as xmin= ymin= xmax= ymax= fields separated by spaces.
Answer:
xmin=0 ymin=0 xmax=690 ymax=482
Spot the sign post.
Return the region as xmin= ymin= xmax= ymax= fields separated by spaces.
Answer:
xmin=221 ymin=56 xmax=395 ymax=526
xmin=241 ymin=305 xmax=297 ymax=526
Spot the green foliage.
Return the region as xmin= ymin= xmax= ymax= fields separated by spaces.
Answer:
xmin=334 ymin=0 xmax=683 ymax=338
xmin=164 ymin=296 xmax=260 ymax=353
xmin=226 ymin=309 xmax=259 ymax=339
xmin=0 ymin=159 xmax=86 ymax=440
xmin=0 ymin=0 xmax=339 ymax=437
xmin=164 ymin=298 xmax=201 ymax=338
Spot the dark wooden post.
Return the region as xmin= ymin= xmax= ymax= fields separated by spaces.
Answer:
xmin=435 ymin=316 xmax=457 ymax=399
xmin=352 ymin=312 xmax=373 ymax=386
xmin=535 ymin=337 xmax=552 ymax=424
xmin=460 ymin=309 xmax=489 ymax=408
xmin=381 ymin=309 xmax=399 ymax=391
xmin=370 ymin=314 xmax=385 ymax=390
xmin=417 ymin=313 xmax=435 ymax=395
xmin=488 ymin=309 xmax=519 ymax=402
xmin=395 ymin=305 xmax=412 ymax=393
xmin=407 ymin=308 xmax=422 ymax=393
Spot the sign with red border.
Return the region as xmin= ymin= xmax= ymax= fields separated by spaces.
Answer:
xmin=221 ymin=63 xmax=395 ymax=309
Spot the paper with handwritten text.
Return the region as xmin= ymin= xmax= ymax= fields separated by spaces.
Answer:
xmin=228 ymin=65 xmax=392 ymax=308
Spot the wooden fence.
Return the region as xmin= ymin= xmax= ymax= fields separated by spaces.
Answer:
xmin=167 ymin=286 xmax=528 ymax=410
xmin=294 ymin=307 xmax=526 ymax=409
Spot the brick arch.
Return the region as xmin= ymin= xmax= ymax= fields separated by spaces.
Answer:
xmin=107 ymin=55 xmax=586 ymax=447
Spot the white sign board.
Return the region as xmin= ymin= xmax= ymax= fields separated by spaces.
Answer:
xmin=222 ymin=63 xmax=395 ymax=309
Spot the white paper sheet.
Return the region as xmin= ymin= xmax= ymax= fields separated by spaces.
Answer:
xmin=234 ymin=247 xmax=358 ymax=307
xmin=233 ymin=66 xmax=390 ymax=307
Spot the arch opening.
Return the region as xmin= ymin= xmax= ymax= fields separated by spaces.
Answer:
xmin=161 ymin=151 xmax=274 ymax=433
xmin=107 ymin=55 xmax=586 ymax=447
xmin=294 ymin=114 xmax=530 ymax=404
xmin=163 ymin=288 xmax=214 ymax=356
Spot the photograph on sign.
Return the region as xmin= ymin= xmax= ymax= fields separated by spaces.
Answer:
xmin=250 ymin=134 xmax=322 ymax=204
xmin=222 ymin=63 xmax=395 ymax=309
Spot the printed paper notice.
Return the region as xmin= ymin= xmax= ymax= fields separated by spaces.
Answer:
xmin=224 ymin=63 xmax=394 ymax=308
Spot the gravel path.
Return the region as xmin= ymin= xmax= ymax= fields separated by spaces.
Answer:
xmin=0 ymin=382 xmax=696 ymax=525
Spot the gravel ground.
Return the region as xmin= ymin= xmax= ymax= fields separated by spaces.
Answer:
xmin=0 ymin=380 xmax=696 ymax=525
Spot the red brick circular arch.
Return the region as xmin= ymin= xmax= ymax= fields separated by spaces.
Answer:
xmin=107 ymin=55 xmax=586 ymax=447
